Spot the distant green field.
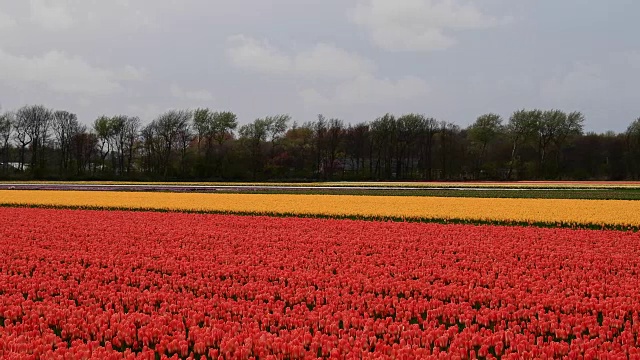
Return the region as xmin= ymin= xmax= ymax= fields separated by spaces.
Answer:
xmin=211 ymin=187 xmax=640 ymax=200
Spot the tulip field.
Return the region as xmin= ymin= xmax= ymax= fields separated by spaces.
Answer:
xmin=3 ymin=190 xmax=640 ymax=229
xmin=2 ymin=187 xmax=640 ymax=358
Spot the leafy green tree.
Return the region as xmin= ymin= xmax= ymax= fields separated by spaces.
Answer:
xmin=468 ymin=113 xmax=503 ymax=178
xmin=211 ymin=111 xmax=238 ymax=178
xmin=370 ymin=114 xmax=396 ymax=179
xmin=626 ymin=117 xmax=640 ymax=179
xmin=239 ymin=118 xmax=271 ymax=179
xmin=438 ymin=121 xmax=461 ymax=180
xmin=418 ymin=117 xmax=439 ymax=180
xmin=395 ymin=114 xmax=425 ymax=179
xmin=552 ymin=111 xmax=585 ymax=176
xmin=283 ymin=122 xmax=315 ymax=177
xmin=506 ymin=109 xmax=540 ymax=180
xmin=154 ymin=109 xmax=192 ymax=178
xmin=344 ymin=122 xmax=370 ymax=178
xmin=192 ymin=109 xmax=238 ymax=178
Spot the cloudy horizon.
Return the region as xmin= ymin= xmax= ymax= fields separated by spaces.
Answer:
xmin=0 ymin=0 xmax=638 ymax=133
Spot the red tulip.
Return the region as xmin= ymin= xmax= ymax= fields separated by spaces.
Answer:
xmin=1 ymin=207 xmax=640 ymax=358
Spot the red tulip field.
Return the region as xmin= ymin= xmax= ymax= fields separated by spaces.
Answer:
xmin=2 ymin=207 xmax=640 ymax=359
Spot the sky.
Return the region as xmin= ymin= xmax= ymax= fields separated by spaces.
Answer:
xmin=0 ymin=0 xmax=638 ymax=133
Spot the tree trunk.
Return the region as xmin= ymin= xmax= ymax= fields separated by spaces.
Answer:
xmin=507 ymin=140 xmax=518 ymax=181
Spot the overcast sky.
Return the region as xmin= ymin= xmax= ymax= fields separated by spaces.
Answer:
xmin=0 ymin=0 xmax=638 ymax=132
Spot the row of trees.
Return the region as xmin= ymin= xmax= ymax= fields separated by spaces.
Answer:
xmin=1 ymin=104 xmax=640 ymax=181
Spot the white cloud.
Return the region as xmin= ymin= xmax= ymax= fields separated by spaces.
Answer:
xmin=0 ymin=48 xmax=143 ymax=95
xmin=0 ymin=9 xmax=16 ymax=29
xmin=350 ymin=0 xmax=510 ymax=52
xmin=629 ymin=51 xmax=640 ymax=68
xmin=540 ymin=52 xmax=640 ymax=108
xmin=226 ymin=36 xmax=376 ymax=80
xmin=540 ymin=62 xmax=608 ymax=104
xmin=170 ymin=84 xmax=214 ymax=102
xmin=226 ymin=34 xmax=292 ymax=74
xmin=226 ymin=34 xmax=431 ymax=106
xmin=127 ymin=103 xmax=164 ymax=122
xmin=26 ymin=0 xmax=161 ymax=33
xmin=226 ymin=35 xmax=382 ymax=80
xmin=610 ymin=51 xmax=640 ymax=72
xmin=118 ymin=65 xmax=146 ymax=81
xmin=29 ymin=0 xmax=74 ymax=31
xmin=301 ymin=74 xmax=430 ymax=106
xmin=77 ymin=98 xmax=92 ymax=107
xmin=293 ymin=43 xmax=376 ymax=80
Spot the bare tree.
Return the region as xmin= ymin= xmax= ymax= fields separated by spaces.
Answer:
xmin=0 ymin=111 xmax=14 ymax=173
xmin=109 ymin=115 xmax=127 ymax=174
xmin=15 ymin=105 xmax=53 ymax=174
xmin=70 ymin=126 xmax=96 ymax=176
xmin=123 ymin=116 xmax=141 ymax=174
xmin=177 ymin=122 xmax=194 ymax=178
xmin=13 ymin=112 xmax=32 ymax=172
xmin=325 ymin=118 xmax=344 ymax=179
xmin=52 ymin=110 xmax=80 ymax=173
xmin=93 ymin=116 xmax=113 ymax=173
xmin=140 ymin=122 xmax=160 ymax=174
xmin=314 ymin=115 xmax=328 ymax=178
xmin=154 ymin=109 xmax=193 ymax=178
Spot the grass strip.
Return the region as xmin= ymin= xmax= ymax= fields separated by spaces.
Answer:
xmin=3 ymin=180 xmax=640 ymax=189
xmin=204 ymin=188 xmax=640 ymax=200
xmin=5 ymin=185 xmax=640 ymax=200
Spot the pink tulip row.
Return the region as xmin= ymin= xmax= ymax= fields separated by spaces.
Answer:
xmin=1 ymin=208 xmax=640 ymax=359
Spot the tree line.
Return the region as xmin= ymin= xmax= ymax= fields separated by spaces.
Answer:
xmin=1 ymin=104 xmax=640 ymax=181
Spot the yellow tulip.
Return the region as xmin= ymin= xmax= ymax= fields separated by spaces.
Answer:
xmin=2 ymin=190 xmax=640 ymax=227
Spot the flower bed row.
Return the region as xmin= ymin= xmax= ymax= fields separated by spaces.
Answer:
xmin=2 ymin=208 xmax=640 ymax=358
xmin=2 ymin=190 xmax=640 ymax=230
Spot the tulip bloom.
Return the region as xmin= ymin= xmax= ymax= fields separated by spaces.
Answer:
xmin=1 ymin=207 xmax=640 ymax=358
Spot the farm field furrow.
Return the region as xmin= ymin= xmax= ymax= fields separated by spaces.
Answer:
xmin=2 ymin=208 xmax=640 ymax=359
xmin=2 ymin=190 xmax=640 ymax=228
